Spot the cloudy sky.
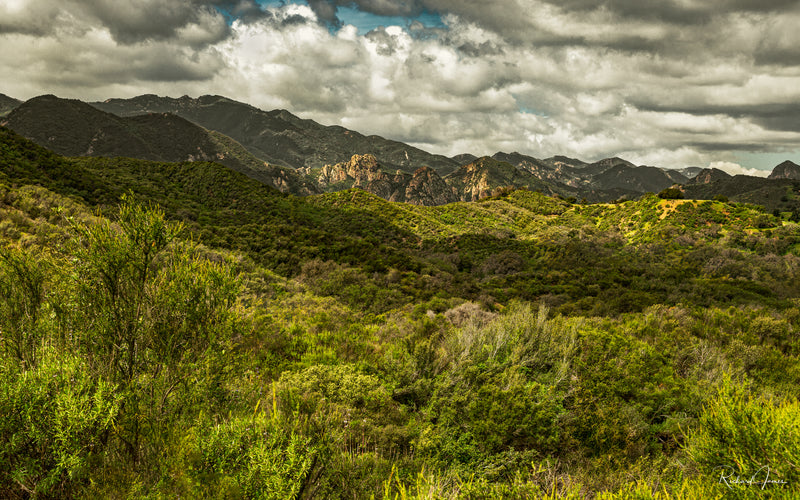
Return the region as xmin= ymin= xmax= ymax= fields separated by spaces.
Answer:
xmin=2 ymin=0 xmax=800 ymax=174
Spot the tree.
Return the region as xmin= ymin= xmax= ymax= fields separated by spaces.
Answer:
xmin=70 ymin=195 xmax=240 ymax=465
xmin=658 ymin=187 xmax=684 ymax=199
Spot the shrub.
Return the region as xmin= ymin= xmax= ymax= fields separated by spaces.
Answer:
xmin=683 ymin=376 xmax=800 ymax=495
xmin=0 ymin=348 xmax=122 ymax=498
xmin=183 ymin=413 xmax=318 ymax=499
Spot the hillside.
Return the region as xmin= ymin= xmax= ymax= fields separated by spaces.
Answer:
xmin=677 ymin=166 xmax=703 ymax=178
xmin=2 ymin=127 xmax=800 ymax=498
xmin=10 ymin=93 xmax=798 ymax=209
xmin=682 ymin=173 xmax=800 ymax=213
xmin=91 ymin=94 xmax=461 ymax=175
xmin=590 ymin=163 xmax=686 ymax=192
xmin=542 ymin=154 xmax=588 ymax=169
xmin=3 ymin=95 xmax=318 ymax=196
xmin=4 ymin=124 xmax=796 ymax=311
xmin=491 ymin=151 xmax=570 ymax=183
xmin=685 ymin=167 xmax=732 ymax=185
xmin=0 ymin=94 xmax=19 ymax=116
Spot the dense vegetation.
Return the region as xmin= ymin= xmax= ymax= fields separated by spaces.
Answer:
xmin=1 ymin=126 xmax=800 ymax=498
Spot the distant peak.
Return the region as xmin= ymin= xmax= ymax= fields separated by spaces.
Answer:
xmin=768 ymin=160 xmax=800 ymax=180
xmin=687 ymin=167 xmax=732 ymax=185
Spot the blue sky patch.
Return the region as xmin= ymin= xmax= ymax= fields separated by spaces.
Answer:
xmin=252 ymin=1 xmax=445 ymax=34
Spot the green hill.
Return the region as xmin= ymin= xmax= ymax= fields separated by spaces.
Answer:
xmin=682 ymin=174 xmax=800 ymax=213
xmin=5 ymin=95 xmax=318 ymax=196
xmin=2 ymin=127 xmax=800 ymax=498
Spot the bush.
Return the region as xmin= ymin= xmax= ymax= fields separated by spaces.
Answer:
xmin=683 ymin=376 xmax=800 ymax=495
xmin=0 ymin=348 xmax=122 ymax=498
xmin=0 ymin=245 xmax=52 ymax=369
xmin=181 ymin=413 xmax=318 ymax=499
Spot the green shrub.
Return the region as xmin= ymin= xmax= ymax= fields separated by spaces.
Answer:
xmin=0 ymin=348 xmax=122 ymax=498
xmin=0 ymin=245 xmax=52 ymax=369
xmin=184 ymin=413 xmax=318 ymax=499
xmin=683 ymin=376 xmax=800 ymax=496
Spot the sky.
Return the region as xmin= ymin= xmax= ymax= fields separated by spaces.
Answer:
xmin=1 ymin=0 xmax=800 ymax=175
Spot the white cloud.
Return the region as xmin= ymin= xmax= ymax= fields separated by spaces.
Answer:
xmin=709 ymin=161 xmax=771 ymax=177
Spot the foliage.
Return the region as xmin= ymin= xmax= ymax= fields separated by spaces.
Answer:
xmin=2 ymin=129 xmax=800 ymax=497
xmin=0 ymin=348 xmax=122 ymax=498
xmin=683 ymin=377 xmax=800 ymax=495
xmin=658 ymin=187 xmax=684 ymax=199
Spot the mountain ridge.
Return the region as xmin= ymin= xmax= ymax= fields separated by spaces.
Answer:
xmin=3 ymin=95 xmax=319 ymax=195
xmin=5 ymin=93 xmax=800 ymax=208
xmin=91 ymin=94 xmax=461 ymax=175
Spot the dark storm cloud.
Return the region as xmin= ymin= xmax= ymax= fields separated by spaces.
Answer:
xmin=80 ymin=0 xmax=224 ymax=43
xmin=215 ymin=0 xmax=272 ymax=23
xmin=307 ymin=0 xmax=341 ymax=27
xmin=280 ymin=14 xmax=311 ymax=26
xmin=306 ymin=0 xmax=425 ymax=21
xmin=754 ymin=46 xmax=800 ymax=67
xmin=0 ymin=0 xmax=258 ymax=45
xmin=31 ymin=41 xmax=225 ymax=86
xmin=537 ymin=0 xmax=800 ymax=24
xmin=364 ymin=28 xmax=400 ymax=56
xmin=455 ymin=41 xmax=504 ymax=58
xmin=0 ymin=2 xmax=68 ymax=36
xmin=135 ymin=55 xmax=223 ymax=82
xmin=539 ymin=0 xmax=712 ymax=24
xmin=688 ymin=141 xmax=786 ymax=152
xmin=635 ymin=101 xmax=800 ymax=133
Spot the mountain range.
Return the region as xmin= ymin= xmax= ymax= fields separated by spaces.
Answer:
xmin=2 ymin=91 xmax=800 ymax=499
xmin=2 ymin=92 xmax=799 ymax=210
xmin=91 ymin=93 xmax=460 ymax=175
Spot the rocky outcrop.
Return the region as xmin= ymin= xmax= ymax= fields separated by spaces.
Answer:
xmin=307 ymin=154 xmax=456 ymax=205
xmin=312 ymin=154 xmax=384 ymax=188
xmin=405 ymin=167 xmax=458 ymax=205
xmin=444 ymin=156 xmax=562 ymax=202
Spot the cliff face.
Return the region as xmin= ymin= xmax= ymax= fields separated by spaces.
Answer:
xmin=405 ymin=167 xmax=458 ymax=206
xmin=306 ymin=154 xmax=458 ymax=205
xmin=443 ymin=156 xmax=562 ymax=202
xmin=312 ymin=154 xmax=385 ymax=189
